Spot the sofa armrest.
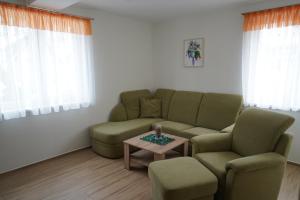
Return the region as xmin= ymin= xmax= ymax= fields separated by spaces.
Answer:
xmin=226 ymin=152 xmax=286 ymax=173
xmin=191 ymin=132 xmax=232 ymax=156
xmin=109 ymin=103 xmax=127 ymax=122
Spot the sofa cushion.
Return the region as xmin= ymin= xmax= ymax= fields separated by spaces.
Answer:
xmin=90 ymin=118 xmax=163 ymax=144
xmin=121 ymin=89 xmax=151 ymax=120
xmin=168 ymin=91 xmax=203 ymax=125
xmin=154 ymin=89 xmax=175 ymax=119
xmin=220 ymin=124 xmax=235 ymax=133
xmin=154 ymin=121 xmax=194 ymax=139
xmin=140 ymin=97 xmax=162 ymax=118
xmin=194 ymin=152 xmax=241 ymax=186
xmin=196 ymin=93 xmax=243 ymax=130
xmin=183 ymin=127 xmax=219 ymax=138
xmin=148 ymin=157 xmax=218 ymax=200
xmin=109 ymin=103 xmax=127 ymax=122
xmin=232 ymin=108 xmax=295 ymax=156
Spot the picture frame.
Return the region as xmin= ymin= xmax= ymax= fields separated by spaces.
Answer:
xmin=184 ymin=38 xmax=204 ymax=67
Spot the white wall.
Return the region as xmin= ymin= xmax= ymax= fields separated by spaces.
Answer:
xmin=152 ymin=2 xmax=300 ymax=163
xmin=0 ymin=6 xmax=154 ymax=173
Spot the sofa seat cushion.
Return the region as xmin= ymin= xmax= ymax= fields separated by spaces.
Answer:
xmin=148 ymin=157 xmax=218 ymax=200
xmin=168 ymin=91 xmax=203 ymax=125
xmin=154 ymin=121 xmax=194 ymax=138
xmin=220 ymin=124 xmax=235 ymax=133
xmin=183 ymin=127 xmax=219 ymax=138
xmin=91 ymin=118 xmax=163 ymax=145
xmin=194 ymin=152 xmax=241 ymax=186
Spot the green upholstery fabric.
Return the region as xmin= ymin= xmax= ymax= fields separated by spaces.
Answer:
xmin=191 ymin=108 xmax=294 ymax=200
xmin=191 ymin=133 xmax=232 ymax=156
xmin=120 ymin=89 xmax=151 ymax=120
xmin=225 ymin=152 xmax=285 ymax=173
xmin=183 ymin=127 xmax=219 ymax=138
xmin=194 ymin=152 xmax=241 ymax=187
xmin=154 ymin=89 xmax=175 ymax=119
xmin=154 ymin=120 xmax=194 ymax=138
xmin=225 ymin=153 xmax=286 ymax=200
xmin=232 ymin=108 xmax=295 ymax=156
xmin=220 ymin=124 xmax=235 ymax=133
xmin=148 ymin=157 xmax=218 ymax=200
xmin=140 ymin=97 xmax=162 ymax=118
xmin=91 ymin=139 xmax=123 ymax=158
xmin=109 ymin=103 xmax=127 ymax=122
xmin=274 ymin=133 xmax=293 ymax=157
xmin=90 ymin=118 xmax=163 ymax=145
xmin=168 ymin=91 xmax=203 ymax=125
xmin=196 ymin=93 xmax=242 ymax=130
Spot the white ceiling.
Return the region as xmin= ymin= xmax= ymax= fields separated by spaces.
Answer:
xmin=31 ymin=0 xmax=80 ymax=10
xmin=77 ymin=0 xmax=269 ymax=22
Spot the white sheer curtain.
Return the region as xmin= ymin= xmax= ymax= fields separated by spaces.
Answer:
xmin=242 ymin=24 xmax=300 ymax=111
xmin=0 ymin=8 xmax=94 ymax=120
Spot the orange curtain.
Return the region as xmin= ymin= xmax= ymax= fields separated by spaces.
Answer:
xmin=243 ymin=4 xmax=300 ymax=32
xmin=0 ymin=2 xmax=92 ymax=35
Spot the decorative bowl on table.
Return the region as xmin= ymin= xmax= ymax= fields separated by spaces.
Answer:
xmin=152 ymin=124 xmax=162 ymax=138
xmin=140 ymin=125 xmax=175 ymax=145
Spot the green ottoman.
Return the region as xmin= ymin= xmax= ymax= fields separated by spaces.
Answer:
xmin=148 ymin=157 xmax=218 ymax=200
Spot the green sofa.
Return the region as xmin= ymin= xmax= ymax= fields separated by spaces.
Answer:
xmin=191 ymin=108 xmax=294 ymax=200
xmin=90 ymin=89 xmax=243 ymax=158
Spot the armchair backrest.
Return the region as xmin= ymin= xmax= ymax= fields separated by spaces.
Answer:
xmin=232 ymin=108 xmax=294 ymax=156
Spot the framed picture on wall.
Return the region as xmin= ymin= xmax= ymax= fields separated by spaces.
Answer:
xmin=184 ymin=38 xmax=204 ymax=67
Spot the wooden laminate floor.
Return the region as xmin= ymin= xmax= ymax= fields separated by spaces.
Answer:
xmin=0 ymin=148 xmax=299 ymax=200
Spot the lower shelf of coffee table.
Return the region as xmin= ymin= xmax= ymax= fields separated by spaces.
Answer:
xmin=130 ymin=149 xmax=181 ymax=167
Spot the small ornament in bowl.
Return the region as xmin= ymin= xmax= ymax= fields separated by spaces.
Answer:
xmin=153 ymin=124 xmax=162 ymax=138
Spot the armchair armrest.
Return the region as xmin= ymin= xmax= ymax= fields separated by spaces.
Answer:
xmin=109 ymin=103 xmax=127 ymax=122
xmin=191 ymin=132 xmax=232 ymax=156
xmin=225 ymin=153 xmax=286 ymax=200
xmin=226 ymin=152 xmax=286 ymax=173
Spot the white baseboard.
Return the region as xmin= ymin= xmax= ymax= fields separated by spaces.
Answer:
xmin=1 ymin=147 xmax=299 ymax=175
xmin=288 ymin=160 xmax=300 ymax=166
xmin=0 ymin=145 xmax=91 ymax=175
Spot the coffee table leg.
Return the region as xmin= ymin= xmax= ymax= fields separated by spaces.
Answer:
xmin=154 ymin=153 xmax=165 ymax=161
xmin=124 ymin=143 xmax=130 ymax=170
xmin=183 ymin=141 xmax=188 ymax=156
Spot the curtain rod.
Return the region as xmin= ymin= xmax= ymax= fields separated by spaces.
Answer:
xmin=0 ymin=1 xmax=94 ymax=21
xmin=241 ymin=3 xmax=300 ymax=15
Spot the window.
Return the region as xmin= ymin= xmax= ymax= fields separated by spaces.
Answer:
xmin=242 ymin=5 xmax=300 ymax=111
xmin=0 ymin=3 xmax=94 ymax=120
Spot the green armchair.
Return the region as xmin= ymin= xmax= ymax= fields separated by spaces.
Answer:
xmin=191 ymin=108 xmax=294 ymax=200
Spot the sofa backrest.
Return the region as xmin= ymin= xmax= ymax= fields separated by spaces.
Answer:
xmin=196 ymin=93 xmax=243 ymax=130
xmin=154 ymin=89 xmax=175 ymax=119
xmin=120 ymin=89 xmax=151 ymax=120
xmin=232 ymin=108 xmax=294 ymax=156
xmin=167 ymin=91 xmax=203 ymax=125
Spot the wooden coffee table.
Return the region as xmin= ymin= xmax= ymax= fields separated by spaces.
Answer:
xmin=123 ymin=131 xmax=189 ymax=170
